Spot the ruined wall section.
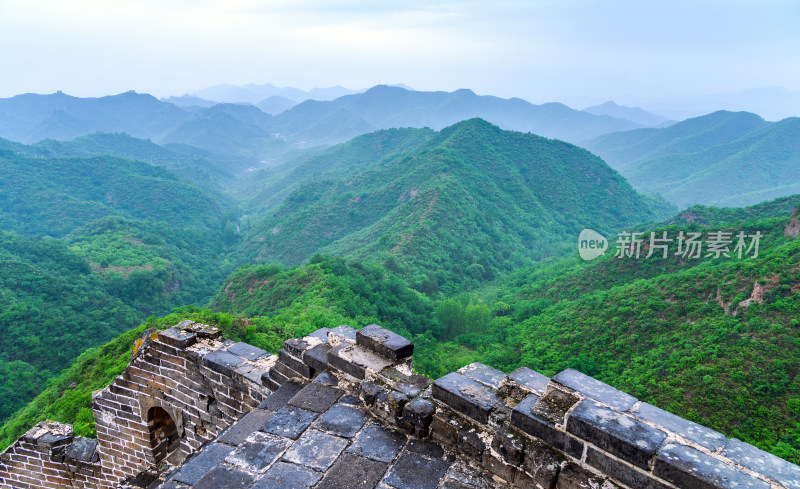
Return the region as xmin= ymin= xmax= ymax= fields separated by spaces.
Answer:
xmin=1 ymin=321 xmax=276 ymax=488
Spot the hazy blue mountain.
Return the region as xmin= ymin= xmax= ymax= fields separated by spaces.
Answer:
xmin=192 ymin=83 xmax=358 ymax=104
xmin=585 ymin=111 xmax=770 ymax=170
xmin=161 ymin=94 xmax=218 ymax=108
xmin=268 ymin=85 xmax=644 ymax=146
xmin=584 ymin=111 xmax=800 ymax=207
xmin=0 ymin=91 xmax=189 ymax=143
xmin=256 ymin=96 xmax=298 ymax=115
xmin=583 ymin=101 xmax=671 ymax=127
xmin=624 ymin=87 xmax=800 ymax=121
xmin=160 ymin=103 xmax=283 ymax=159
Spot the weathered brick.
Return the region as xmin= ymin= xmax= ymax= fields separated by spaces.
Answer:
xmin=586 ymin=447 xmax=673 ymax=489
xmin=432 ymin=372 xmax=498 ymax=424
xmin=158 ymin=328 xmax=197 ymax=349
xmin=356 ymin=324 xmax=414 ymax=360
xmin=655 ymin=443 xmax=771 ymax=489
xmin=510 ymin=394 xmax=584 ymax=459
xmin=552 ymin=369 xmax=637 ymax=412
xmin=567 ymin=399 xmax=667 ymax=470
xmin=458 ymin=363 xmax=506 ymax=389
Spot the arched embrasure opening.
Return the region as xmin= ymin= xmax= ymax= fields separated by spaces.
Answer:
xmin=147 ymin=406 xmax=180 ymax=464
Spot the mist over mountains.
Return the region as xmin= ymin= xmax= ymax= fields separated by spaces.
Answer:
xmin=0 ymin=85 xmax=655 ymax=150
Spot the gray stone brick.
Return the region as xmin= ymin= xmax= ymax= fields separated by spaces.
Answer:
xmin=203 ymin=349 xmax=246 ymax=377
xmin=284 ymin=337 xmax=321 ymax=358
xmin=402 ymin=398 xmax=435 ymax=434
xmin=360 ymin=381 xmax=385 ymax=406
xmin=722 ymin=437 xmax=800 ymax=489
xmin=383 ymin=449 xmax=449 ymax=489
xmin=217 ymin=408 xmax=274 ymax=446
xmin=347 ymin=424 xmax=407 ymax=463
xmin=406 ymin=438 xmax=445 ymax=458
xmin=521 ymin=438 xmax=564 ymax=489
xmin=328 ymin=343 xmax=393 ymax=380
xmin=261 ymin=407 xmax=318 ymax=440
xmin=193 ymin=465 xmax=253 ymax=489
xmin=288 ymin=382 xmax=343 ymax=413
xmin=329 ymin=325 xmax=357 ymax=343
xmin=586 ymin=447 xmax=673 ymax=489
xmin=313 ymin=371 xmax=339 ymax=386
xmin=279 ymin=349 xmax=314 ymax=378
xmin=379 ymin=367 xmax=431 ymax=397
xmin=654 ymin=443 xmax=771 ymax=489
xmin=510 ymin=394 xmax=584 ymax=459
xmin=375 ymin=389 xmax=409 ymax=419
xmin=457 ymin=427 xmax=485 ymax=459
xmin=282 ymin=429 xmax=349 ymax=471
xmin=64 ymin=436 xmax=98 ymax=463
xmin=492 ymin=428 xmax=524 ymax=466
xmin=631 ymin=402 xmax=726 ymax=452
xmin=275 ymin=359 xmax=309 ymax=380
xmin=158 ymin=327 xmax=197 ymax=349
xmin=316 ymin=453 xmax=390 ymax=489
xmin=314 ymin=403 xmax=368 ymax=438
xmin=253 ymin=461 xmax=322 ymax=489
xmin=226 ymin=431 xmax=292 ymax=473
xmin=552 ymin=369 xmax=637 ymax=412
xmin=303 ymin=343 xmax=331 ymax=372
xmin=556 ymin=463 xmax=608 ymax=489
xmin=507 ymin=367 xmax=550 ymax=396
xmin=458 ymin=363 xmax=506 ymax=389
xmin=259 ymin=379 xmax=305 ymax=412
xmin=432 ymin=372 xmax=498 ymax=424
xmin=356 ymin=324 xmax=414 ymax=360
xmin=227 ymin=342 xmax=270 ymax=361
xmin=567 ymin=399 xmax=667 ymax=470
xmin=171 ymin=442 xmax=233 ymax=485
xmin=262 ymin=370 xmax=280 ymax=391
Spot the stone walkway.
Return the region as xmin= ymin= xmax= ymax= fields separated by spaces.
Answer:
xmin=154 ymin=374 xmax=495 ymax=489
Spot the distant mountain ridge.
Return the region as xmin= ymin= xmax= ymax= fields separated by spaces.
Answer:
xmin=0 ymin=86 xmax=658 ymax=154
xmin=584 ymin=111 xmax=800 ymax=207
xmin=583 ymin=101 xmax=671 ymax=127
xmin=191 ymin=83 xmax=358 ymax=104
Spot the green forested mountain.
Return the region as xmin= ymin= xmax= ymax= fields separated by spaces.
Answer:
xmin=0 ymin=91 xmax=188 ymax=143
xmin=242 ymin=119 xmax=673 ymax=293
xmin=5 ymin=200 xmax=799 ymax=464
xmin=0 ymin=149 xmax=231 ymax=237
xmin=584 ymin=111 xmax=800 ymax=207
xmin=0 ymin=142 xmax=241 ymax=429
xmin=18 ymin=132 xmax=237 ymax=186
xmin=0 ymin=231 xmax=140 ymax=422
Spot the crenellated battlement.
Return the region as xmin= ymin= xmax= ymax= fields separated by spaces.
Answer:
xmin=1 ymin=321 xmax=797 ymax=488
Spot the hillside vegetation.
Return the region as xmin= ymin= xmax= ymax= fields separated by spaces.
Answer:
xmin=242 ymin=119 xmax=673 ymax=293
xmin=585 ymin=111 xmax=800 ymax=207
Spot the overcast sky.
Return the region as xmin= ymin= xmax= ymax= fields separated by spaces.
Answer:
xmin=1 ymin=0 xmax=798 ymax=105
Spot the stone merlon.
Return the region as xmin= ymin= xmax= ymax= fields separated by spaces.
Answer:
xmin=1 ymin=320 xmax=797 ymax=489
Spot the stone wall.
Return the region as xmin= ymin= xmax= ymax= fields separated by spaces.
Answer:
xmin=253 ymin=323 xmax=800 ymax=489
xmin=2 ymin=320 xmax=799 ymax=488
xmin=1 ymin=320 xmax=277 ymax=488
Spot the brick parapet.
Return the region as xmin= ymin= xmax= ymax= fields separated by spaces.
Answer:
xmin=2 ymin=321 xmax=798 ymax=488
